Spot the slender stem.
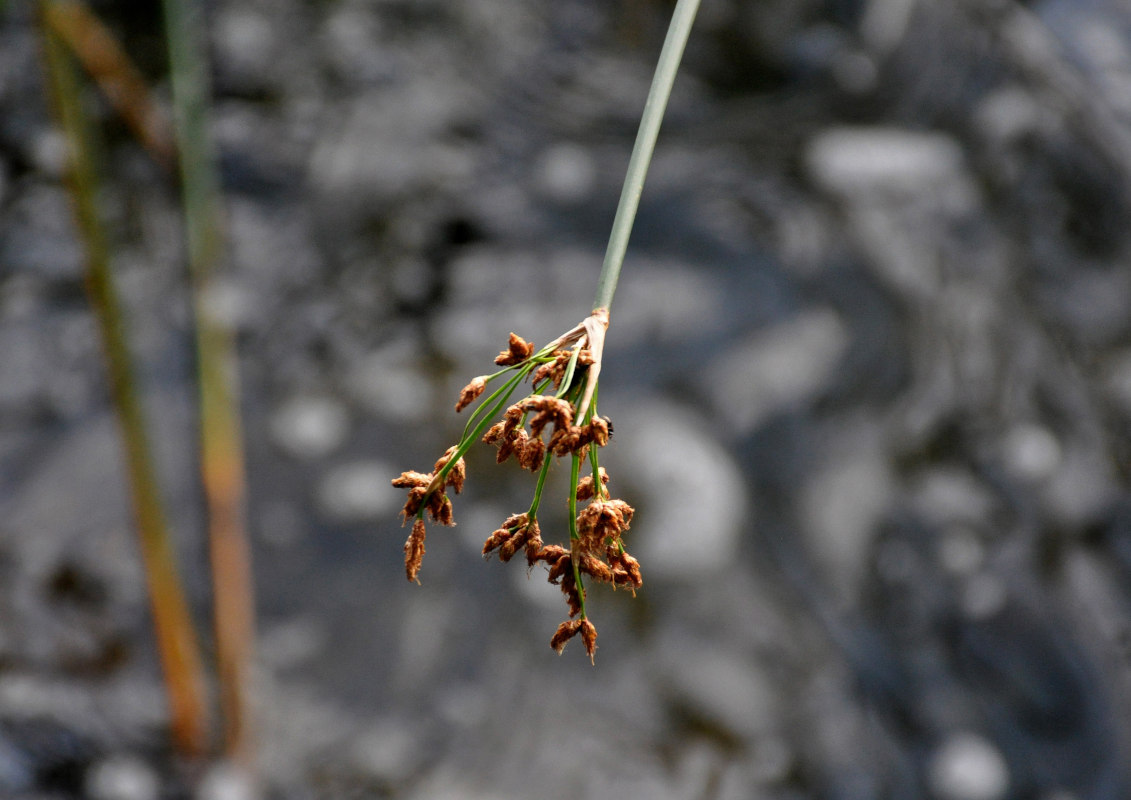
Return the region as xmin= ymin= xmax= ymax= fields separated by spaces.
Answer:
xmin=527 ymin=454 xmax=554 ymax=518
xmin=39 ymin=3 xmax=210 ymax=756
xmin=567 ymin=452 xmax=587 ymax=618
xmin=162 ymin=0 xmax=256 ymax=768
xmin=592 ymin=0 xmax=700 ymax=314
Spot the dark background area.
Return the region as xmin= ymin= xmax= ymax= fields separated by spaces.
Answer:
xmin=2 ymin=0 xmax=1131 ymax=798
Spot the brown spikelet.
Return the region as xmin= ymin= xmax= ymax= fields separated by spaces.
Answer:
xmin=392 ymin=471 xmax=432 ymax=489
xmin=580 ymin=619 xmax=598 ymax=664
xmin=587 ymin=416 xmax=610 ymax=447
xmin=579 ymin=553 xmax=613 ymax=583
xmin=495 ymin=333 xmax=535 ymax=366
xmin=400 ymin=486 xmax=427 ymax=522
xmin=434 ymin=446 xmax=466 ymax=494
xmin=404 ymin=519 xmax=426 ymax=583
xmin=608 ymin=546 xmax=643 ymax=594
xmin=483 ymin=421 xmax=506 ymax=445
xmin=427 ymin=492 xmax=454 ymax=526
xmin=576 ymin=468 xmax=610 ymax=501
xmin=524 ymin=530 xmax=545 ymax=567
xmin=545 ymin=552 xmax=572 ymax=584
xmin=455 ymin=376 xmax=487 ymax=412
xmin=533 ymin=544 xmax=569 ymax=564
xmin=530 ymin=359 xmax=557 ymax=387
xmin=550 ymin=619 xmax=582 ymax=654
xmin=519 ymin=437 xmax=545 ymax=471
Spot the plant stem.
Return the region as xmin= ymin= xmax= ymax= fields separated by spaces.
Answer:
xmin=527 ymin=454 xmax=554 ymax=517
xmin=41 ymin=0 xmax=175 ymax=169
xmin=162 ymin=0 xmax=256 ymax=768
xmin=39 ymin=3 xmax=210 ymax=756
xmin=567 ymin=452 xmax=587 ymax=618
xmin=592 ymin=0 xmax=700 ymax=314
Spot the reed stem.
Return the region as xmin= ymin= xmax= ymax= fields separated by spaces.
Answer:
xmin=162 ymin=0 xmax=257 ymax=768
xmin=39 ymin=2 xmax=210 ymax=756
xmin=593 ymin=0 xmax=700 ymax=314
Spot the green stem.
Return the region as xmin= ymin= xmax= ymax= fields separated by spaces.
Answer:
xmin=592 ymin=0 xmax=700 ymax=314
xmin=555 ymin=342 xmax=585 ymax=400
xmin=527 ymin=453 xmax=554 ymax=518
xmin=567 ymin=452 xmax=587 ymax=618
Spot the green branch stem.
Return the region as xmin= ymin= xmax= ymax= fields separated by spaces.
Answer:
xmin=592 ymin=0 xmax=700 ymax=314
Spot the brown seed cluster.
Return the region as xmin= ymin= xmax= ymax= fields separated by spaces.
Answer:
xmin=482 ymin=513 xmax=544 ymax=565
xmin=495 ymin=332 xmax=535 ymax=366
xmin=455 ymin=376 xmax=487 ymax=412
xmin=392 ymin=446 xmax=465 ymax=582
xmin=392 ymin=323 xmax=639 ymax=662
xmin=531 ymin=349 xmax=595 ymax=390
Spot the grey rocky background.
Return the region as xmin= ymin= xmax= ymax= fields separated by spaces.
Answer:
xmin=3 ymin=0 xmax=1131 ymax=798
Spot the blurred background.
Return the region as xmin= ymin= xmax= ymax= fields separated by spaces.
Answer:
xmin=3 ymin=0 xmax=1131 ymax=797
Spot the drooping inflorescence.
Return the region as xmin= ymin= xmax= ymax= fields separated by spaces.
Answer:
xmin=391 ymin=310 xmax=639 ymax=663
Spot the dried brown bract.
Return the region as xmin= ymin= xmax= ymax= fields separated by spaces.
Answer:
xmin=404 ymin=519 xmax=426 ymax=583
xmin=495 ymin=333 xmax=535 ymax=366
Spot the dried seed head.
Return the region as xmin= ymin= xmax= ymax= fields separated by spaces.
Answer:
xmin=530 ymin=360 xmax=556 ymax=387
xmin=426 ymin=492 xmax=455 ymax=526
xmin=495 ymin=428 xmax=528 ymax=464
xmin=455 ymin=376 xmax=488 ymax=412
xmin=392 ymin=471 xmax=433 ymax=489
xmin=483 ymin=514 xmax=537 ymax=562
xmin=524 ymin=528 xmax=545 ymax=567
xmin=546 ymin=552 xmax=572 ymax=585
xmin=533 ymin=544 xmax=569 ymax=565
xmin=587 ymin=416 xmax=610 ymax=447
xmin=434 ymin=446 xmax=466 ymax=494
xmin=580 ymin=619 xmax=598 ymax=664
xmin=576 ymin=468 xmax=610 ymax=501
xmin=483 ymin=421 xmax=506 ymax=445
xmin=495 ymin=333 xmax=535 ymax=366
xmin=575 ymin=502 xmax=617 ymax=553
xmin=549 ymin=425 xmax=587 ymax=456
xmin=400 ymin=486 xmax=427 ymax=523
xmin=549 ymin=619 xmax=582 ymax=654
xmin=482 ymin=527 xmax=509 ymax=557
xmin=579 ymin=553 xmax=613 ymax=583
xmin=404 ymin=519 xmax=426 ymax=583
xmin=519 ymin=437 xmax=546 ymax=471
xmin=608 ymin=546 xmax=643 ymax=594
xmin=520 ymin=396 xmax=573 ymax=429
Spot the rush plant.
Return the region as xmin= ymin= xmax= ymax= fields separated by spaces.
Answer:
xmin=392 ymin=0 xmax=701 ymax=661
